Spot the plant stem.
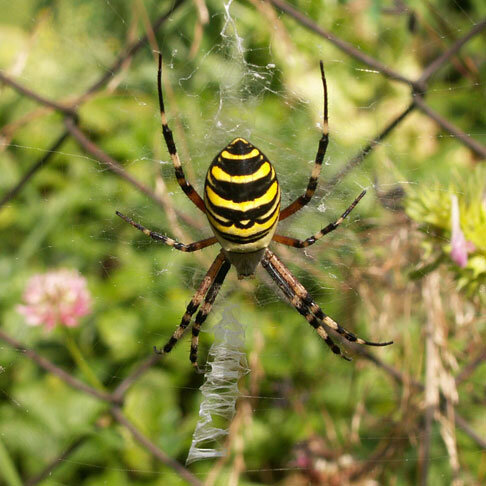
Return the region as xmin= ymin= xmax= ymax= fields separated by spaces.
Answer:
xmin=62 ymin=326 xmax=106 ymax=392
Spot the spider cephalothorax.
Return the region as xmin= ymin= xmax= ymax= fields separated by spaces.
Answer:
xmin=116 ymin=54 xmax=392 ymax=368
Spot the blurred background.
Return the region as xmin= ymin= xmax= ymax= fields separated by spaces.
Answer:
xmin=0 ymin=0 xmax=485 ymax=484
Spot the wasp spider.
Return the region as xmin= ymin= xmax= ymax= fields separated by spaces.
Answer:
xmin=117 ymin=55 xmax=392 ymax=367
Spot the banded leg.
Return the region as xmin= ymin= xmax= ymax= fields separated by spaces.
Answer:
xmin=273 ymin=190 xmax=366 ymax=248
xmin=279 ymin=61 xmax=329 ymax=221
xmin=261 ymin=251 xmax=348 ymax=360
xmin=116 ymin=211 xmax=217 ymax=252
xmin=154 ymin=252 xmax=227 ymax=355
xmin=265 ymin=249 xmax=392 ymax=346
xmin=190 ymin=259 xmax=231 ymax=370
xmin=262 ymin=249 xmax=392 ymax=356
xmin=157 ymin=54 xmax=206 ymax=213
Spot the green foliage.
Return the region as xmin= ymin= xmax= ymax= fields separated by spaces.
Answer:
xmin=0 ymin=0 xmax=485 ymax=485
xmin=406 ymin=166 xmax=486 ymax=298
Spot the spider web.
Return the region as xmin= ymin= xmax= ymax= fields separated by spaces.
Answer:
xmin=0 ymin=0 xmax=485 ymax=484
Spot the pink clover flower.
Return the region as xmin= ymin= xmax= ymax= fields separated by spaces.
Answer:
xmin=17 ymin=269 xmax=92 ymax=330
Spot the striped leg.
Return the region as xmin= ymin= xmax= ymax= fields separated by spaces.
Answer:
xmin=273 ymin=190 xmax=366 ymax=248
xmin=157 ymin=54 xmax=206 ymax=213
xmin=261 ymin=251 xmax=348 ymax=360
xmin=279 ymin=61 xmax=328 ymax=221
xmin=190 ymin=259 xmax=231 ymax=370
xmin=154 ymin=252 xmax=227 ymax=355
xmin=116 ymin=211 xmax=217 ymax=252
xmin=262 ymin=249 xmax=392 ymax=358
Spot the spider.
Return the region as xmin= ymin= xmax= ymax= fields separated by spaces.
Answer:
xmin=116 ymin=54 xmax=392 ymax=368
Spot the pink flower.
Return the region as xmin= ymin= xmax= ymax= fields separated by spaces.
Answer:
xmin=450 ymin=194 xmax=475 ymax=268
xmin=17 ymin=269 xmax=92 ymax=330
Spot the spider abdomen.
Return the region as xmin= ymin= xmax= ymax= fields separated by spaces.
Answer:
xmin=204 ymin=138 xmax=280 ymax=259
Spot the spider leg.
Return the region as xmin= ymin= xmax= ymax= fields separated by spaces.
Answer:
xmin=154 ymin=252 xmax=227 ymax=355
xmin=261 ymin=250 xmax=348 ymax=360
xmin=273 ymin=190 xmax=366 ymax=248
xmin=157 ymin=53 xmax=206 ymax=213
xmin=262 ymin=249 xmax=392 ymax=356
xmin=279 ymin=61 xmax=328 ymax=221
xmin=116 ymin=211 xmax=217 ymax=252
xmin=190 ymin=259 xmax=231 ymax=371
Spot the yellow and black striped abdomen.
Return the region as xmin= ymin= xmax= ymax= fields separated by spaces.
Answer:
xmin=204 ymin=138 xmax=280 ymax=253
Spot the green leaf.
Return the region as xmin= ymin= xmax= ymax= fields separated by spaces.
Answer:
xmin=0 ymin=437 xmax=22 ymax=486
